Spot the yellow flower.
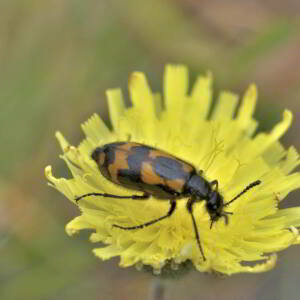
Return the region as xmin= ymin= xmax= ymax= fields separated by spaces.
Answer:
xmin=45 ymin=65 xmax=300 ymax=275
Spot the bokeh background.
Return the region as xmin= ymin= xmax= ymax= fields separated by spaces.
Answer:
xmin=1 ymin=1 xmax=300 ymax=299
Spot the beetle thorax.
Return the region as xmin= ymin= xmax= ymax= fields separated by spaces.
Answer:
xmin=185 ymin=174 xmax=211 ymax=199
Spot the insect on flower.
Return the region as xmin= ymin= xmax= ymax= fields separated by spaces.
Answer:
xmin=46 ymin=64 xmax=300 ymax=275
xmin=75 ymin=142 xmax=261 ymax=261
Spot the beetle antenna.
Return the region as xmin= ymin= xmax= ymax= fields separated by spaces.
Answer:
xmin=224 ymin=180 xmax=261 ymax=207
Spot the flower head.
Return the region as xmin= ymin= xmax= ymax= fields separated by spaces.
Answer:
xmin=45 ymin=65 xmax=300 ymax=275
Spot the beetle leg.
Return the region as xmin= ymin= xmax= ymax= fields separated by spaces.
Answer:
xmin=113 ymin=200 xmax=176 ymax=230
xmin=210 ymin=180 xmax=219 ymax=191
xmin=221 ymin=211 xmax=233 ymax=225
xmin=187 ymin=197 xmax=206 ymax=261
xmin=75 ymin=192 xmax=149 ymax=202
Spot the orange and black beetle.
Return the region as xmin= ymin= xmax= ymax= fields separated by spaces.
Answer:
xmin=76 ymin=142 xmax=261 ymax=261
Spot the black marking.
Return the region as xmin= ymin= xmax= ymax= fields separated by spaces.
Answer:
xmin=155 ymin=183 xmax=180 ymax=198
xmin=118 ymin=168 xmax=143 ymax=189
xmin=102 ymin=147 xmax=116 ymax=180
xmin=106 ymin=142 xmax=126 ymax=148
xmin=145 ymin=183 xmax=177 ymax=198
xmin=126 ymin=147 xmax=150 ymax=176
xmin=91 ymin=145 xmax=117 ymax=171
xmin=104 ymin=145 xmax=117 ymax=166
xmin=118 ymin=169 xmax=179 ymax=199
xmin=131 ymin=145 xmax=153 ymax=155
xmin=91 ymin=147 xmax=103 ymax=162
xmin=154 ymin=156 xmax=188 ymax=180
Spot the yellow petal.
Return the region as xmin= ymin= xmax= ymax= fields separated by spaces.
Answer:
xmin=190 ymin=71 xmax=213 ymax=119
xmin=237 ymin=84 xmax=257 ymax=132
xmin=129 ymin=72 xmax=155 ymax=118
xmin=211 ymin=91 xmax=239 ymax=121
xmin=106 ymin=88 xmax=125 ymax=132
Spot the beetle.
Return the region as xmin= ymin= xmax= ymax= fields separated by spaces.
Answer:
xmin=75 ymin=142 xmax=261 ymax=261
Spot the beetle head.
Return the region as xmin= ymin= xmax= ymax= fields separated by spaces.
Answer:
xmin=206 ymin=190 xmax=233 ymax=229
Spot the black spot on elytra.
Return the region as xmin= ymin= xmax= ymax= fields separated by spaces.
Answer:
xmin=126 ymin=146 xmax=151 ymax=175
xmin=94 ymin=143 xmax=124 ymax=180
xmin=153 ymin=156 xmax=189 ymax=180
xmin=104 ymin=146 xmax=116 ymax=166
xmin=155 ymin=183 xmax=180 ymax=197
xmin=131 ymin=145 xmax=152 ymax=156
xmin=91 ymin=147 xmax=103 ymax=162
xmin=109 ymin=142 xmax=127 ymax=147
xmin=117 ymin=168 xmax=143 ymax=191
xmin=91 ymin=142 xmax=125 ymax=165
xmin=118 ymin=168 xmax=141 ymax=183
xmin=117 ymin=168 xmax=179 ymax=199
xmin=117 ymin=147 xmax=150 ymax=187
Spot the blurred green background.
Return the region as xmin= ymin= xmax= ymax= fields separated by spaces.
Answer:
xmin=1 ymin=1 xmax=300 ymax=299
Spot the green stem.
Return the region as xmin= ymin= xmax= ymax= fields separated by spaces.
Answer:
xmin=149 ymin=278 xmax=166 ymax=300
